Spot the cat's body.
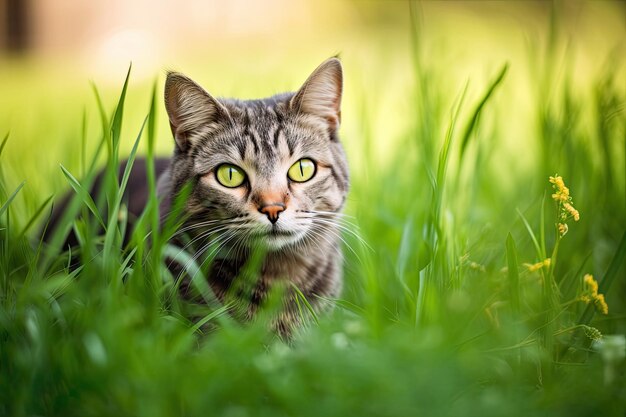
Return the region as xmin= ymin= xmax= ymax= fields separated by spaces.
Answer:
xmin=47 ymin=58 xmax=349 ymax=336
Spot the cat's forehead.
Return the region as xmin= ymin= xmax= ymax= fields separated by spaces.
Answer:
xmin=193 ymin=94 xmax=330 ymax=174
xmin=222 ymin=94 xmax=290 ymax=122
xmin=225 ymin=96 xmax=328 ymax=152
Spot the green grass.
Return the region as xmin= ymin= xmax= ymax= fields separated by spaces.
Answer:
xmin=1 ymin=4 xmax=626 ymax=416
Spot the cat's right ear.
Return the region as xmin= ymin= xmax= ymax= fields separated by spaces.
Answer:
xmin=164 ymin=72 xmax=230 ymax=151
xmin=290 ymin=58 xmax=343 ymax=133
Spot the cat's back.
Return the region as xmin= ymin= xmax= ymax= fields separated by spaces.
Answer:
xmin=122 ymin=157 xmax=171 ymax=219
xmin=44 ymin=157 xmax=171 ymax=246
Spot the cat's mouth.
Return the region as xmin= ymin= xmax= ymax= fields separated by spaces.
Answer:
xmin=267 ymin=229 xmax=296 ymax=237
xmin=250 ymin=225 xmax=297 ymax=237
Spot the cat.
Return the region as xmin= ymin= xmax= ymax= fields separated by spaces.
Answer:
xmin=46 ymin=58 xmax=350 ymax=337
xmin=160 ymin=57 xmax=349 ymax=335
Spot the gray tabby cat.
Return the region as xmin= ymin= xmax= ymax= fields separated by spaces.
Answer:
xmin=160 ymin=58 xmax=349 ymax=335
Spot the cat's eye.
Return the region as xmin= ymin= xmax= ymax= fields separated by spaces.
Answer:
xmin=216 ymin=164 xmax=246 ymax=188
xmin=288 ymin=158 xmax=316 ymax=183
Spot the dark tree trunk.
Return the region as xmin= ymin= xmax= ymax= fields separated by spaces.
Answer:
xmin=4 ymin=0 xmax=30 ymax=53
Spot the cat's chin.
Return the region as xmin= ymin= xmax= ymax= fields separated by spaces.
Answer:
xmin=250 ymin=229 xmax=306 ymax=251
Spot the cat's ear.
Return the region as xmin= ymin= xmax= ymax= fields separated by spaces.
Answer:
xmin=290 ymin=57 xmax=343 ymax=132
xmin=164 ymin=72 xmax=230 ymax=151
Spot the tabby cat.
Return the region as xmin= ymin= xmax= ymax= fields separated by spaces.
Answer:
xmin=160 ymin=57 xmax=349 ymax=335
xmin=46 ymin=58 xmax=349 ymax=336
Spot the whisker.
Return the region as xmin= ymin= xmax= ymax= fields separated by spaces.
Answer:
xmin=168 ymin=224 xmax=235 ymax=267
xmin=297 ymin=226 xmax=327 ymax=255
xmin=302 ymin=216 xmax=373 ymax=252
xmin=303 ymin=221 xmax=365 ymax=263
xmin=178 ymin=228 xmax=240 ymax=286
xmin=173 ymin=217 xmax=246 ymax=238
xmin=213 ymin=232 xmax=248 ymax=280
xmin=196 ymin=230 xmax=240 ymax=268
xmin=167 ymin=220 xmax=254 ymax=274
xmin=297 ymin=213 xmax=364 ymax=234
xmin=301 ymin=227 xmax=342 ymax=257
xmin=299 ymin=210 xmax=356 ymax=219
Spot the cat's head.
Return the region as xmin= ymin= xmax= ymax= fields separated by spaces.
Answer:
xmin=164 ymin=58 xmax=349 ymax=251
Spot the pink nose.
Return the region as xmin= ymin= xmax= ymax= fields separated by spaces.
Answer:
xmin=259 ymin=203 xmax=285 ymax=224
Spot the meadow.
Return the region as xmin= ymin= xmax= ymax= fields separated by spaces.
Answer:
xmin=1 ymin=2 xmax=625 ymax=416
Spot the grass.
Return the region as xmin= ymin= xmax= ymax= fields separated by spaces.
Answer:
xmin=1 ymin=4 xmax=626 ymax=416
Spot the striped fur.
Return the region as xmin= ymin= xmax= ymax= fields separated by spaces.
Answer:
xmin=162 ymin=58 xmax=349 ymax=336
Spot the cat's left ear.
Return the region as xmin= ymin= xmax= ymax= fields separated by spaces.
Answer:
xmin=290 ymin=57 xmax=343 ymax=132
xmin=164 ymin=72 xmax=231 ymax=151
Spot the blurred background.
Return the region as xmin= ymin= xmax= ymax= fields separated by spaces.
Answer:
xmin=0 ymin=0 xmax=625 ymax=259
xmin=1 ymin=1 xmax=624 ymax=162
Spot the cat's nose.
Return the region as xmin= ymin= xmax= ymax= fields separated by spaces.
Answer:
xmin=259 ymin=203 xmax=285 ymax=224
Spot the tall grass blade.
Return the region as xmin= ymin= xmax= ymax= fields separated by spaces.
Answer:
xmin=110 ymin=64 xmax=132 ymax=157
xmin=516 ymin=208 xmax=543 ymax=260
xmin=40 ymin=113 xmax=108 ymax=272
xmin=0 ymin=181 xmax=25 ymax=218
xmin=17 ymin=195 xmax=54 ymax=239
xmin=163 ymin=243 xmax=220 ymax=308
xmin=144 ymin=82 xmax=161 ymax=275
xmin=59 ymin=165 xmax=105 ymax=229
xmin=0 ymin=132 xmax=9 ymax=158
xmin=292 ymin=283 xmax=320 ymax=326
xmin=539 ymin=193 xmax=547 ymax=260
xmin=102 ymin=116 xmax=146 ymax=262
xmin=186 ymin=304 xmax=232 ymax=337
xmin=90 ymin=82 xmax=109 ymax=138
xmin=506 ymin=233 xmax=521 ymax=316
xmin=459 ymin=63 xmax=508 ymax=159
xmin=396 ymin=217 xmax=413 ymax=287
xmin=436 ymin=81 xmax=468 ymax=188
xmin=80 ymin=108 xmax=88 ymax=177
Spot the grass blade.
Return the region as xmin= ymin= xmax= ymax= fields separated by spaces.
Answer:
xmin=459 ymin=63 xmax=509 ymax=158
xmin=516 ymin=208 xmax=543 ymax=261
xmin=162 ymin=243 xmax=221 ymax=308
xmin=0 ymin=132 xmax=9 ymax=158
xmin=60 ymin=165 xmax=105 ymax=229
xmin=17 ymin=195 xmax=54 ymax=239
xmin=91 ymin=82 xmax=109 ymax=139
xmin=0 ymin=181 xmax=25 ymax=218
xmin=110 ymin=64 xmax=132 ymax=156
xmin=186 ymin=304 xmax=232 ymax=337
xmin=506 ymin=233 xmax=521 ymax=316
xmin=102 ymin=116 xmax=146 ymax=262
xmin=291 ymin=283 xmax=320 ymax=326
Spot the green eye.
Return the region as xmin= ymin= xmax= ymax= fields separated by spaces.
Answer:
xmin=216 ymin=164 xmax=246 ymax=188
xmin=288 ymin=158 xmax=316 ymax=183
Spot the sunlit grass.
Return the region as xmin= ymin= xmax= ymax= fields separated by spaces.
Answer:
xmin=1 ymin=3 xmax=625 ymax=416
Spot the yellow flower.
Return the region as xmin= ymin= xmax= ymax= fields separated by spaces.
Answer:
xmin=549 ymin=175 xmax=563 ymax=188
xmin=549 ymin=174 xmax=580 ymax=235
xmin=594 ymin=294 xmax=609 ymax=315
xmin=524 ymin=258 xmax=551 ymax=272
xmin=580 ymin=274 xmax=609 ymax=315
xmin=563 ymin=203 xmax=580 ymax=221
xmin=524 ymin=262 xmax=541 ymax=272
xmin=549 ymin=175 xmax=569 ymax=200
xmin=584 ymin=274 xmax=598 ymax=294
